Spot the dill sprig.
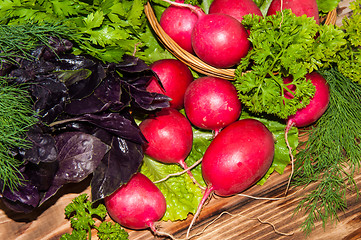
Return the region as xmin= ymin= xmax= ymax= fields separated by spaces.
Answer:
xmin=293 ymin=68 xmax=361 ymax=234
xmin=0 ymin=77 xmax=38 ymax=191
xmin=0 ymin=23 xmax=70 ymax=64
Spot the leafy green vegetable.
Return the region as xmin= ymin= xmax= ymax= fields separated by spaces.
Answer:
xmin=0 ymin=0 xmax=172 ymax=64
xmin=234 ymin=10 xmax=348 ymax=119
xmin=141 ymin=110 xmax=298 ymax=221
xmin=338 ymin=0 xmax=361 ymax=83
xmin=317 ymin=0 xmax=341 ymax=13
xmin=0 ymin=77 xmax=38 ymax=191
xmin=252 ymin=0 xmax=273 ymax=16
xmin=60 ymin=193 xmax=129 ymax=240
xmin=293 ymin=68 xmax=361 ymax=234
xmin=0 ymin=23 xmax=69 ymax=64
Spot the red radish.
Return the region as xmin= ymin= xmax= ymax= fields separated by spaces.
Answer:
xmin=286 ymin=72 xmax=330 ymax=128
xmin=160 ymin=1 xmax=203 ymax=54
xmin=139 ymin=107 xmax=200 ymax=186
xmin=147 ymin=59 xmax=193 ymax=109
xmin=160 ymin=0 xmax=250 ymax=68
xmin=209 ymin=0 xmax=263 ymax=22
xmin=191 ymin=13 xmax=250 ymax=68
xmin=184 ymin=76 xmax=242 ymax=136
xmin=187 ymin=119 xmax=275 ymax=237
xmin=104 ymin=172 xmax=166 ymax=231
xmin=267 ymin=0 xmax=320 ymax=24
xmin=283 ymin=72 xmax=330 ymax=192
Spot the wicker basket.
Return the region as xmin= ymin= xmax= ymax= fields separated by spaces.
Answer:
xmin=144 ymin=1 xmax=338 ymax=80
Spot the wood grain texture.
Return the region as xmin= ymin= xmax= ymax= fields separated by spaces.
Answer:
xmin=0 ymin=1 xmax=358 ymax=239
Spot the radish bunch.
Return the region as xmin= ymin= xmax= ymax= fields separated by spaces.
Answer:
xmin=103 ymin=1 xmax=332 ymax=237
xmin=160 ymin=0 xmax=251 ymax=68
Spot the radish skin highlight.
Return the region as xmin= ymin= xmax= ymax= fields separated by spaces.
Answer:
xmin=187 ymin=119 xmax=275 ymax=237
xmin=267 ymin=0 xmax=320 ymax=24
xmin=209 ymin=0 xmax=263 ymax=22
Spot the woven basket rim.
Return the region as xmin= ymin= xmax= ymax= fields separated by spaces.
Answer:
xmin=144 ymin=2 xmax=338 ymax=80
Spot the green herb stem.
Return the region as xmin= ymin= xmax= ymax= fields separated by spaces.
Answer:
xmin=293 ymin=68 xmax=361 ymax=234
xmin=0 ymin=77 xmax=38 ymax=191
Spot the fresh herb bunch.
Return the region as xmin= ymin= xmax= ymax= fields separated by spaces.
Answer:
xmin=61 ymin=193 xmax=129 ymax=240
xmin=0 ymin=23 xmax=70 ymax=65
xmin=0 ymin=0 xmax=173 ymax=64
xmin=293 ymin=68 xmax=361 ymax=234
xmin=0 ymin=77 xmax=38 ymax=191
xmin=234 ymin=10 xmax=347 ymax=119
xmin=0 ymin=36 xmax=170 ymax=213
xmin=338 ymin=0 xmax=361 ymax=83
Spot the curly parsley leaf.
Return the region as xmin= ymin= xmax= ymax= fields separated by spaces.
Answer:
xmin=338 ymin=0 xmax=361 ymax=83
xmin=235 ymin=10 xmax=347 ymax=119
xmin=97 ymin=222 xmax=130 ymax=240
xmin=61 ymin=193 xmax=129 ymax=240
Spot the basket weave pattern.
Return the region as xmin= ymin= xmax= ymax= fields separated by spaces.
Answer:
xmin=144 ymin=2 xmax=338 ymax=80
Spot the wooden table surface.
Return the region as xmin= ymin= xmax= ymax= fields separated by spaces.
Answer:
xmin=0 ymin=1 xmax=358 ymax=240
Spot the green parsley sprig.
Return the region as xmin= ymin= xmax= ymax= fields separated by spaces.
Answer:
xmin=234 ymin=10 xmax=347 ymax=119
xmin=60 ymin=194 xmax=129 ymax=240
xmin=338 ymin=0 xmax=361 ymax=83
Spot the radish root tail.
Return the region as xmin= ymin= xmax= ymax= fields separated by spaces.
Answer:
xmin=186 ymin=186 xmax=213 ymax=238
xmin=284 ymin=120 xmax=295 ymax=196
xmin=153 ymin=158 xmax=204 ymax=190
xmin=149 ymin=221 xmax=179 ymax=240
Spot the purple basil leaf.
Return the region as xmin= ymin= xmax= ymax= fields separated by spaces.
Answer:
xmin=0 ymin=177 xmax=40 ymax=213
xmin=57 ymin=59 xmax=106 ymax=99
xmin=64 ymin=94 xmax=112 ymax=115
xmin=40 ymin=132 xmax=110 ymax=204
xmin=19 ymin=125 xmax=57 ymax=164
xmin=30 ymin=76 xmax=68 ymax=123
xmin=64 ymin=73 xmax=126 ymax=115
xmin=91 ymin=136 xmax=143 ymax=202
xmin=115 ymin=55 xmax=149 ymax=71
xmin=77 ymin=112 xmax=146 ymax=144
xmin=24 ymin=161 xmax=59 ymax=191
xmin=127 ymin=81 xmax=171 ymax=111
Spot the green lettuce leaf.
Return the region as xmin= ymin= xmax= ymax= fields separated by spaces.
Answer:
xmin=317 ymin=0 xmax=341 ymax=13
